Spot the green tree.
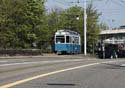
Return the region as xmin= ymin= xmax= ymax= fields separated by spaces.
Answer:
xmin=99 ymin=22 xmax=109 ymax=30
xmin=0 ymin=0 xmax=102 ymax=53
xmin=0 ymin=0 xmax=16 ymax=48
xmin=50 ymin=4 xmax=101 ymax=53
xmin=86 ymin=4 xmax=101 ymax=53
xmin=0 ymin=0 xmax=47 ymax=49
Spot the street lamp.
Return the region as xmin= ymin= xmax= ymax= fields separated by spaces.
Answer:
xmin=76 ymin=16 xmax=80 ymax=20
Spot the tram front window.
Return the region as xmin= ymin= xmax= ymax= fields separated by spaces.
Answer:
xmin=56 ymin=36 xmax=65 ymax=43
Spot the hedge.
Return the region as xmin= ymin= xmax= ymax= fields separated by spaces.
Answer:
xmin=0 ymin=49 xmax=43 ymax=56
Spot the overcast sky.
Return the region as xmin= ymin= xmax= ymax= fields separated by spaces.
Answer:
xmin=45 ymin=0 xmax=125 ymax=29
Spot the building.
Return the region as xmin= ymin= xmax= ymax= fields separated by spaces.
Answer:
xmin=98 ymin=26 xmax=125 ymax=58
xmin=99 ymin=28 xmax=125 ymax=44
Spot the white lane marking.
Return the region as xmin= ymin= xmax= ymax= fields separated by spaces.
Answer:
xmin=0 ymin=61 xmax=10 ymax=63
xmin=0 ymin=59 xmax=85 ymax=67
xmin=120 ymin=64 xmax=125 ymax=67
xmin=0 ymin=60 xmax=125 ymax=88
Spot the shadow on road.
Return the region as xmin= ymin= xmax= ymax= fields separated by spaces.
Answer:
xmin=47 ymin=83 xmax=76 ymax=86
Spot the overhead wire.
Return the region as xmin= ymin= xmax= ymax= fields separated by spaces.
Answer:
xmin=119 ymin=0 xmax=125 ymax=3
xmin=54 ymin=0 xmax=70 ymax=6
xmin=53 ymin=0 xmax=124 ymax=13
xmin=110 ymin=0 xmax=124 ymax=7
xmin=95 ymin=0 xmax=125 ymax=14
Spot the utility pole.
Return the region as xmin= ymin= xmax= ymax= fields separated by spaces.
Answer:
xmin=70 ymin=0 xmax=87 ymax=55
xmin=84 ymin=0 xmax=87 ymax=55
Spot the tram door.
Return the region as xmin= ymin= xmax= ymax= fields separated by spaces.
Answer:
xmin=72 ymin=36 xmax=80 ymax=54
xmin=66 ymin=36 xmax=74 ymax=54
xmin=72 ymin=36 xmax=75 ymax=54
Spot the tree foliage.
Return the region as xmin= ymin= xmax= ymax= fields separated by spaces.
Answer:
xmin=0 ymin=1 xmax=102 ymax=53
xmin=48 ymin=4 xmax=101 ymax=53
xmin=0 ymin=0 xmax=47 ymax=49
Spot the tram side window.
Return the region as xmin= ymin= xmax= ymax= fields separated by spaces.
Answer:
xmin=56 ymin=36 xmax=65 ymax=43
xmin=66 ymin=36 xmax=70 ymax=43
xmin=74 ymin=37 xmax=79 ymax=44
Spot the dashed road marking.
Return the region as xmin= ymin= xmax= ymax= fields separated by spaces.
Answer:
xmin=120 ymin=64 xmax=125 ymax=67
xmin=0 ymin=61 xmax=9 ymax=63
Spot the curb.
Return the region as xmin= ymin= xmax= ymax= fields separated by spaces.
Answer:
xmin=0 ymin=54 xmax=97 ymax=59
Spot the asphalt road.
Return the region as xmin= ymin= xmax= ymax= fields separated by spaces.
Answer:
xmin=0 ymin=56 xmax=125 ymax=88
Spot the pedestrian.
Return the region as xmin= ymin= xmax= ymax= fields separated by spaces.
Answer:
xmin=111 ymin=45 xmax=117 ymax=59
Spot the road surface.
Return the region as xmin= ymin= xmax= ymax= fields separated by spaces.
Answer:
xmin=0 ymin=56 xmax=125 ymax=88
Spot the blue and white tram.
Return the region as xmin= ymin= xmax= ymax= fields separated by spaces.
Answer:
xmin=54 ymin=30 xmax=81 ymax=54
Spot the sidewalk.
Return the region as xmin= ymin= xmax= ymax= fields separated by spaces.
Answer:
xmin=0 ymin=54 xmax=97 ymax=59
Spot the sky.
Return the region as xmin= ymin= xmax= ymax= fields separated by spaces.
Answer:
xmin=45 ymin=0 xmax=125 ymax=29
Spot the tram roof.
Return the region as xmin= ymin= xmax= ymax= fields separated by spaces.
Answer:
xmin=55 ymin=30 xmax=80 ymax=36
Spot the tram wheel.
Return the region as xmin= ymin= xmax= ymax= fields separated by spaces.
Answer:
xmin=57 ymin=51 xmax=62 ymax=55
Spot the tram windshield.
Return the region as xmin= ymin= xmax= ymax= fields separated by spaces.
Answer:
xmin=56 ymin=36 xmax=65 ymax=43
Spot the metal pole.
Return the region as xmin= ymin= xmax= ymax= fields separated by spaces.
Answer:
xmin=84 ymin=0 xmax=87 ymax=55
